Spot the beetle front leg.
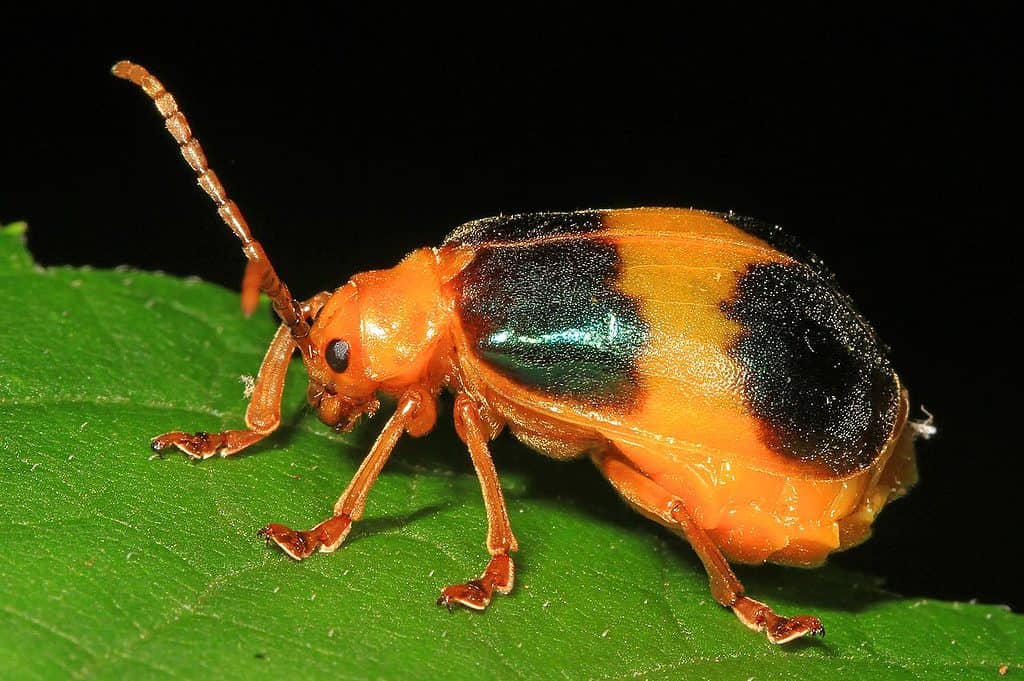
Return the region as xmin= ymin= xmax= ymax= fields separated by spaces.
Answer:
xmin=239 ymin=260 xmax=264 ymax=317
xmin=151 ymin=321 xmax=295 ymax=459
xmin=259 ymin=387 xmax=434 ymax=559
xmin=595 ymin=451 xmax=824 ymax=645
xmin=151 ymin=292 xmax=331 ymax=460
xmin=437 ymin=394 xmax=518 ymax=611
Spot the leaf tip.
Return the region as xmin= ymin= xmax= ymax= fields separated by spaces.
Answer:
xmin=2 ymin=221 xmax=28 ymax=236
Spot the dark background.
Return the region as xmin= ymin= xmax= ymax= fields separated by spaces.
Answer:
xmin=3 ymin=9 xmax=1020 ymax=610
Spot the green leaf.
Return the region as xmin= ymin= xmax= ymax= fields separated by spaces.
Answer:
xmin=0 ymin=222 xmax=1020 ymax=680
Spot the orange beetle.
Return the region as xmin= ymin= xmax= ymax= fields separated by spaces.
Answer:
xmin=115 ymin=61 xmax=926 ymax=644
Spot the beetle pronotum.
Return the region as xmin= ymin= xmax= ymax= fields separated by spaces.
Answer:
xmin=114 ymin=60 xmax=925 ymax=644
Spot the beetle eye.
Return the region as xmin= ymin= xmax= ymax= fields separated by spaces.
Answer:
xmin=325 ymin=339 xmax=350 ymax=373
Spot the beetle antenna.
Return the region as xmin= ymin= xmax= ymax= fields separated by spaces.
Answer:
xmin=111 ymin=61 xmax=311 ymax=347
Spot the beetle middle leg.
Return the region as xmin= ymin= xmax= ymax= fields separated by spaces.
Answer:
xmin=594 ymin=451 xmax=825 ymax=645
xmin=258 ymin=386 xmax=435 ymax=559
xmin=436 ymin=394 xmax=519 ymax=611
xmin=151 ymin=293 xmax=330 ymax=460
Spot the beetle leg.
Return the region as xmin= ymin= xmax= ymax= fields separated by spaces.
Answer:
xmin=151 ymin=322 xmax=294 ymax=459
xmin=437 ymin=394 xmax=518 ymax=611
xmin=594 ymin=451 xmax=824 ymax=645
xmin=258 ymin=387 xmax=431 ymax=559
xmin=240 ymin=260 xmax=265 ymax=317
xmin=151 ymin=293 xmax=331 ymax=460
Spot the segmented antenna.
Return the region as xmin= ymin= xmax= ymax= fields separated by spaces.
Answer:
xmin=111 ymin=61 xmax=310 ymax=344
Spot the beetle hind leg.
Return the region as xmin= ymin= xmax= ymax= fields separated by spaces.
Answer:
xmin=594 ymin=451 xmax=824 ymax=644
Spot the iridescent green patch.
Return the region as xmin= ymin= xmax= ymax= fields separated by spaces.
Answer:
xmin=455 ymin=233 xmax=648 ymax=408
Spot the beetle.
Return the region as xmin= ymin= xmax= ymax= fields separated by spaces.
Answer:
xmin=114 ymin=60 xmax=926 ymax=644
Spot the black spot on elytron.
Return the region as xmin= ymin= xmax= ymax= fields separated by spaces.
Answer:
xmin=444 ymin=211 xmax=604 ymax=246
xmin=715 ymin=211 xmax=835 ymax=282
xmin=456 ymin=237 xmax=649 ymax=409
xmin=722 ymin=262 xmax=900 ymax=476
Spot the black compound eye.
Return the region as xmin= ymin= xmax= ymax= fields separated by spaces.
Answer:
xmin=324 ymin=339 xmax=351 ymax=373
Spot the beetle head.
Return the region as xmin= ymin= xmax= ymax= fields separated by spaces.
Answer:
xmin=304 ymin=248 xmax=449 ymax=431
xmin=303 ymin=282 xmax=379 ymax=430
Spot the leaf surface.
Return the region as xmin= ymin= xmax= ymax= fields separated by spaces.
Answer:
xmin=0 ymin=223 xmax=1020 ymax=679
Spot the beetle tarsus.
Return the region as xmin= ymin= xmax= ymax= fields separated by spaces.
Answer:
xmin=150 ymin=431 xmax=219 ymax=460
xmin=437 ymin=553 xmax=514 ymax=611
xmin=258 ymin=514 xmax=352 ymax=561
xmin=437 ymin=579 xmax=490 ymax=611
xmin=150 ymin=428 xmax=269 ymax=460
xmin=731 ymin=596 xmax=824 ymax=644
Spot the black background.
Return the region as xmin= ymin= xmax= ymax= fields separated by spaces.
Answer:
xmin=3 ymin=8 xmax=1020 ymax=611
